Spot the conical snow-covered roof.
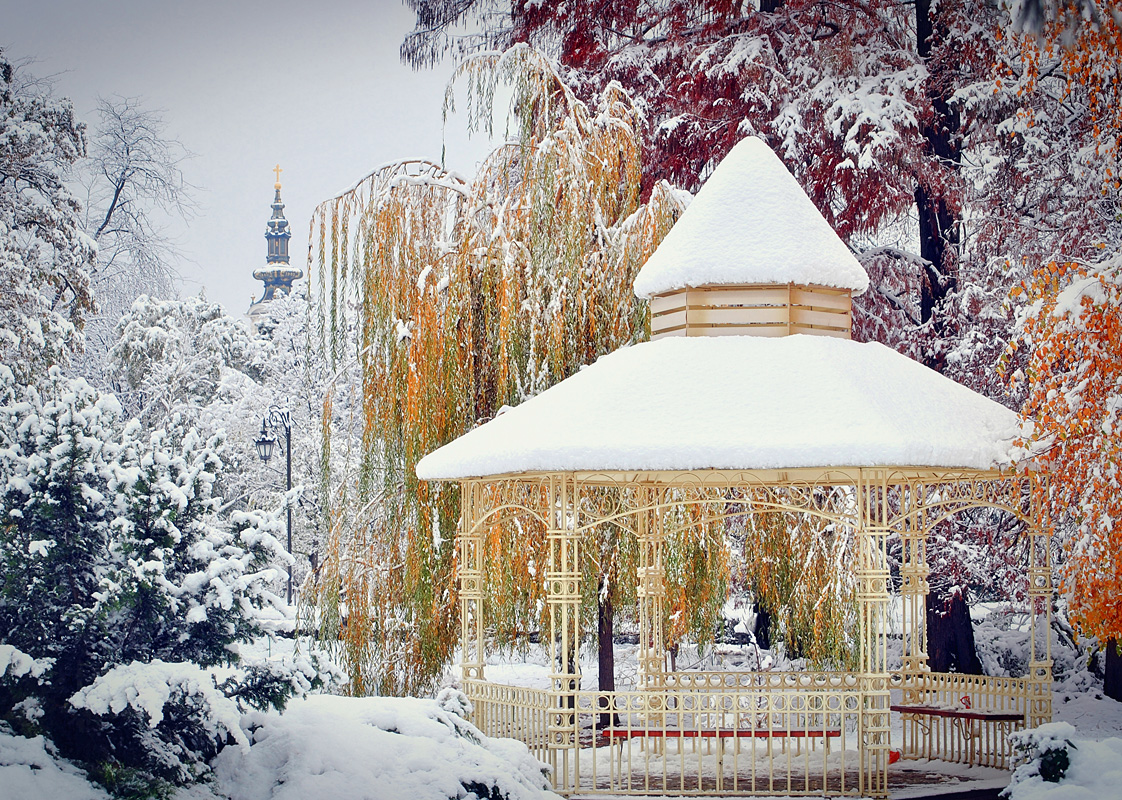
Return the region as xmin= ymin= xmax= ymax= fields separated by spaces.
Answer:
xmin=633 ymin=137 xmax=869 ymax=299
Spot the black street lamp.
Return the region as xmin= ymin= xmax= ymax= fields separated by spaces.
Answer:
xmin=255 ymin=406 xmax=293 ymax=604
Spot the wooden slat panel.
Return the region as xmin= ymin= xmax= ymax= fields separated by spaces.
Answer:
xmin=651 ymin=308 xmax=687 ymax=332
xmin=791 ymin=323 xmax=850 ymax=338
xmin=686 ymin=324 xmax=790 ymax=337
xmin=687 ymin=286 xmax=790 ymax=308
xmin=687 ymin=305 xmax=791 ymax=325
xmin=792 ymin=287 xmax=851 ymax=311
xmin=650 ymin=290 xmax=687 ymax=316
xmin=790 ymin=307 xmax=850 ymax=329
xmin=648 ymin=284 xmax=853 ymax=339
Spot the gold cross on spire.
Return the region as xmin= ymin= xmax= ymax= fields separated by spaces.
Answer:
xmin=273 ymin=163 xmax=283 ymax=188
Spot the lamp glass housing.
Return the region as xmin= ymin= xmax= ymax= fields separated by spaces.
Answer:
xmin=255 ymin=433 xmax=276 ymax=462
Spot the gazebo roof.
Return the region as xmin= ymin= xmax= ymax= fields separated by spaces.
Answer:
xmin=415 ymin=335 xmax=1021 ymax=481
xmin=632 ymin=137 xmax=870 ymax=299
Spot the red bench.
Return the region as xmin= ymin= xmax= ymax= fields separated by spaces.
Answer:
xmin=604 ymin=727 xmax=842 ymax=740
xmin=890 ymin=704 xmax=1022 ymax=723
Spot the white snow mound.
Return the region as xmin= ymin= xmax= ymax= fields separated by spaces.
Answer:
xmin=211 ymin=693 xmax=560 ymax=800
xmin=417 ymin=335 xmax=1020 ymax=480
xmin=0 ymin=725 xmax=110 ymax=800
xmin=633 ymin=136 xmax=869 ymax=298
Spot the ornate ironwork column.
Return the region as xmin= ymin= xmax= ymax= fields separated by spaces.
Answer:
xmin=636 ymin=486 xmax=668 ymax=690
xmin=856 ymin=470 xmax=891 ymax=799
xmin=459 ymin=481 xmax=486 ymax=682
xmin=900 ymin=479 xmax=931 ymax=704
xmin=546 ymin=473 xmax=581 ymax=792
xmin=1026 ymin=474 xmax=1053 ymax=728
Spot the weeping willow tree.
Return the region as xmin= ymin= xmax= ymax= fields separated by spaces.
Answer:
xmin=304 ymin=45 xmax=687 ymax=696
xmin=733 ymin=489 xmax=860 ymax=670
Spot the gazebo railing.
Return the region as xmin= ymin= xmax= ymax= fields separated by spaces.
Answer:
xmin=464 ymin=679 xmax=553 ymax=763
xmin=466 ymin=671 xmax=873 ymax=796
xmin=893 ymin=671 xmax=1030 ymax=769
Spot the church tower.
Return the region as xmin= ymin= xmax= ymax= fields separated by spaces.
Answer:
xmin=248 ymin=165 xmax=303 ymax=325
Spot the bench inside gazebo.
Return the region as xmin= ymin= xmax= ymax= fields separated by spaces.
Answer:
xmin=416 ymin=138 xmax=1052 ymax=797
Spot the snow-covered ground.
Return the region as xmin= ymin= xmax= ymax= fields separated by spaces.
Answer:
xmin=2 ymin=621 xmax=1120 ymax=800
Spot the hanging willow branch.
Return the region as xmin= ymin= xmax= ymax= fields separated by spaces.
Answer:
xmin=304 ymin=45 xmax=685 ymax=696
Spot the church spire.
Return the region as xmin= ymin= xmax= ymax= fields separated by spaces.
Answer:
xmin=249 ymin=165 xmax=303 ymax=325
xmin=265 ymin=164 xmax=291 ymax=265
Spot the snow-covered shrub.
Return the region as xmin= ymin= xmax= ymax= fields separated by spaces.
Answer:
xmin=1004 ymin=725 xmax=1122 ymax=800
xmin=974 ymin=606 xmax=1098 ymax=693
xmin=1006 ymin=722 xmax=1079 ymax=791
xmin=217 ymin=648 xmax=344 ymax=713
xmin=211 ymin=695 xmax=559 ymax=800
xmin=70 ymin=660 xmax=247 ymax=785
xmin=435 ymin=686 xmax=473 ymax=720
xmin=0 ymin=367 xmax=324 ymax=794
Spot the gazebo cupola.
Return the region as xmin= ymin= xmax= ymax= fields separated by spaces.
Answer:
xmin=636 ymin=138 xmax=868 ymax=340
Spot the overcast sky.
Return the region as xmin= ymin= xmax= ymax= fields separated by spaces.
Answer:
xmin=2 ymin=0 xmax=495 ymax=316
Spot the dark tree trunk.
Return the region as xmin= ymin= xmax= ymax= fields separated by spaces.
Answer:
xmin=753 ymin=600 xmax=772 ymax=650
xmin=1105 ymin=639 xmax=1122 ymax=702
xmin=913 ymin=0 xmax=961 ymax=358
xmin=926 ymin=588 xmax=983 ymax=673
xmin=597 ymin=580 xmax=618 ymax=728
xmin=914 ymin=181 xmax=960 ymax=330
xmin=914 ymin=0 xmax=982 ymax=679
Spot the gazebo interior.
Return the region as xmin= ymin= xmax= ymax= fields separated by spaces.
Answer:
xmin=417 ymin=138 xmax=1052 ymax=797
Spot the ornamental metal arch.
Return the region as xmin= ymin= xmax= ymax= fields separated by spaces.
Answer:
xmin=452 ymin=466 xmax=1051 ymax=798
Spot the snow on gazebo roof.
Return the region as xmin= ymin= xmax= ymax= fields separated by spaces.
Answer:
xmin=415 ymin=335 xmax=1020 ymax=481
xmin=632 ymin=137 xmax=870 ymax=299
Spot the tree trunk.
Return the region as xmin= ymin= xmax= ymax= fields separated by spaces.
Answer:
xmin=926 ymin=588 xmax=983 ymax=673
xmin=914 ymin=0 xmax=982 ymax=679
xmin=1105 ymin=639 xmax=1122 ymax=702
xmin=753 ymin=600 xmax=772 ymax=650
xmin=597 ymin=580 xmax=618 ymax=728
xmin=913 ymin=0 xmax=961 ymax=361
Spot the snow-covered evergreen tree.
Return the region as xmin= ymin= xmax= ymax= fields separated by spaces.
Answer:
xmin=0 ymin=365 xmax=329 ymax=793
xmin=0 ymin=51 xmax=96 ymax=383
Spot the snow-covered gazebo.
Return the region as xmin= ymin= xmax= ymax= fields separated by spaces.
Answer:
xmin=417 ymin=138 xmax=1052 ymax=797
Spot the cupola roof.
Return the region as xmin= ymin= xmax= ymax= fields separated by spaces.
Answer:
xmin=633 ymin=137 xmax=869 ymax=299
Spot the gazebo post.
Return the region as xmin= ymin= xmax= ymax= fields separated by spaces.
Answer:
xmin=1026 ymin=478 xmax=1053 ymax=728
xmin=636 ymin=486 xmax=668 ymax=690
xmin=899 ymin=479 xmax=931 ymax=704
xmin=546 ymin=473 xmax=581 ymax=792
xmin=459 ymin=481 xmax=486 ymax=683
xmin=856 ymin=471 xmax=892 ymax=799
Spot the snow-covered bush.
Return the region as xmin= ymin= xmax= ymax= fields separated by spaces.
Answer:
xmin=211 ymin=694 xmax=559 ymax=800
xmin=0 ymin=366 xmax=329 ymax=794
xmin=1007 ymin=722 xmax=1079 ymax=788
xmin=974 ymin=606 xmax=1099 ymax=694
xmin=0 ymin=721 xmax=110 ymax=800
xmin=70 ymin=660 xmax=248 ymax=784
xmin=1004 ymin=723 xmax=1122 ymax=800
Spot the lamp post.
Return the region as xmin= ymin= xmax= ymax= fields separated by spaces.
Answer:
xmin=255 ymin=406 xmax=293 ymax=604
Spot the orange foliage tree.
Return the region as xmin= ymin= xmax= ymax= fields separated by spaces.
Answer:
xmin=1008 ymin=258 xmax=1122 ymax=646
xmin=1002 ymin=2 xmax=1122 ymax=648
